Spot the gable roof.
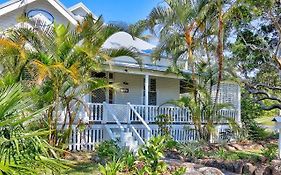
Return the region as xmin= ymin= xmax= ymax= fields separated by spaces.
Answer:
xmin=68 ymin=2 xmax=91 ymax=14
xmin=0 ymin=0 xmax=78 ymax=25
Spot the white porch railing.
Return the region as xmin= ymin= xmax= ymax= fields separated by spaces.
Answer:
xmin=87 ymin=103 xmax=238 ymax=124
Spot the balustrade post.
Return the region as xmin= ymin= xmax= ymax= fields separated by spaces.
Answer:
xmin=144 ymin=74 xmax=149 ymax=122
xmin=102 ymin=102 xmax=107 ymax=124
xmin=127 ymin=102 xmax=131 ymax=131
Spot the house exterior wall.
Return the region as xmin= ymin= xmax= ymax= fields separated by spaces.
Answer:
xmin=113 ymin=72 xmax=143 ymax=105
xmin=156 ymin=77 xmax=180 ymax=105
xmin=0 ymin=0 xmax=73 ymax=30
xmin=112 ymin=73 xmax=180 ymax=105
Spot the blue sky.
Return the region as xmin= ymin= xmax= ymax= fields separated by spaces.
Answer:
xmin=0 ymin=0 xmax=162 ymax=24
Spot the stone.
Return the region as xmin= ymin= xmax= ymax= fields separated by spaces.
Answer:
xmin=198 ymin=167 xmax=224 ymax=175
xmin=242 ymin=163 xmax=256 ymax=175
xmin=253 ymin=166 xmax=269 ymax=175
xmin=232 ymin=161 xmax=244 ymax=174
xmin=229 ymin=143 xmax=244 ymax=151
xmin=271 ymin=159 xmax=281 ymax=166
xmin=269 ymin=164 xmax=281 ymax=175
xmin=263 ymin=166 xmax=273 ymax=175
xmin=224 ymin=162 xmax=235 ymax=172
xmin=184 ymin=170 xmax=203 ymax=175
xmin=224 ymin=145 xmax=237 ymax=151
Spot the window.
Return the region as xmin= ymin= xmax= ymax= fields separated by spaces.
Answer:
xmin=143 ymin=78 xmax=157 ymax=105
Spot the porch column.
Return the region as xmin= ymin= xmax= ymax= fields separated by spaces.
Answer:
xmin=145 ymin=74 xmax=149 ymax=121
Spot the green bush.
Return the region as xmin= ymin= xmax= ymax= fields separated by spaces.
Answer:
xmin=246 ymin=122 xmax=271 ymax=141
xmin=136 ymin=136 xmax=167 ymax=174
xmin=164 ymin=136 xmax=179 ymax=150
xmin=178 ymin=142 xmax=205 ymax=160
xmin=98 ymin=158 xmax=124 ymax=175
xmin=95 ymin=140 xmax=119 ymax=162
xmin=261 ymin=144 xmax=278 ymax=162
xmin=120 ymin=149 xmax=136 ymax=172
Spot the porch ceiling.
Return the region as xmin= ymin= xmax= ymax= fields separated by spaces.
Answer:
xmin=104 ymin=64 xmax=187 ymax=79
xmin=104 ymin=61 xmax=191 ymax=79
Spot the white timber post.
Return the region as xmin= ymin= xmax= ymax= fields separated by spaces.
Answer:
xmin=102 ymin=102 xmax=107 ymax=124
xmin=273 ymin=116 xmax=281 ymax=159
xmin=127 ymin=102 xmax=131 ymax=131
xmin=279 ymin=129 xmax=281 ymax=159
xmin=237 ymin=85 xmax=242 ymax=126
xmin=145 ymin=74 xmax=149 ymax=140
xmin=145 ymin=74 xmax=149 ymax=121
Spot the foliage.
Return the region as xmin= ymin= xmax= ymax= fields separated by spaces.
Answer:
xmin=155 ymin=114 xmax=172 ymax=136
xmin=0 ymin=84 xmax=68 ymax=174
xmin=98 ymin=158 xmax=124 ymax=175
xmin=229 ymin=0 xmax=281 ymax=111
xmin=178 ymin=142 xmax=205 ymax=160
xmin=245 ymin=122 xmax=272 ymax=141
xmin=136 ymin=136 xmax=168 ymax=174
xmin=211 ymin=149 xmax=262 ymax=162
xmin=95 ymin=140 xmax=120 ymax=162
xmin=119 ymin=149 xmax=136 ymax=172
xmin=261 ymin=144 xmax=278 ymax=162
xmin=0 ymin=15 xmax=138 ymax=148
xmin=167 ymin=61 xmax=238 ymax=142
xmin=95 ymin=136 xmax=186 ymax=175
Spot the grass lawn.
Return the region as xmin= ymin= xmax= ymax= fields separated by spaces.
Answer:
xmin=63 ymin=162 xmax=99 ymax=175
xmin=255 ymin=115 xmax=275 ymax=129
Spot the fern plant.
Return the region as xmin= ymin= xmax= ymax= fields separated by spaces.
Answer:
xmin=0 ymin=84 xmax=68 ymax=174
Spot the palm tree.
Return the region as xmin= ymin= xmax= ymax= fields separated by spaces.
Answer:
xmin=0 ymin=15 xmax=138 ymax=147
xmin=0 ymin=84 xmax=68 ymax=174
xmin=132 ymin=0 xmax=212 ymax=103
xmin=166 ymin=60 xmax=237 ymax=142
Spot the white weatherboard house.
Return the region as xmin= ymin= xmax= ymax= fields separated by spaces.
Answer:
xmin=0 ymin=0 xmax=241 ymax=151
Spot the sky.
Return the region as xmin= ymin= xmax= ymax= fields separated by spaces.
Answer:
xmin=0 ymin=0 xmax=162 ymax=24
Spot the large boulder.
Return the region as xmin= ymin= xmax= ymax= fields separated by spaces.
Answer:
xmin=253 ymin=165 xmax=269 ymax=175
xmin=184 ymin=170 xmax=203 ymax=175
xmin=198 ymin=167 xmax=224 ymax=175
xmin=242 ymin=163 xmax=256 ymax=175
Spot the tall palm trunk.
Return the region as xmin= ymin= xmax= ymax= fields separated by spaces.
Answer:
xmin=185 ymin=23 xmax=197 ymax=102
xmin=214 ymin=2 xmax=224 ymax=109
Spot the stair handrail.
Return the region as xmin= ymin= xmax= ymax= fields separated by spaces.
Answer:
xmin=130 ymin=125 xmax=145 ymax=145
xmin=105 ymin=125 xmax=115 ymax=140
xmin=103 ymin=102 xmax=125 ymax=132
xmin=128 ymin=103 xmax=152 ymax=140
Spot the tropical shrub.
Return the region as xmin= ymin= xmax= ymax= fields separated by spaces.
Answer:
xmin=119 ymin=149 xmax=136 ymax=172
xmin=0 ymin=84 xmax=68 ymax=174
xmin=98 ymin=157 xmax=124 ymax=175
xmin=0 ymin=15 xmax=138 ymax=148
xmin=261 ymin=144 xmax=278 ymax=162
xmin=135 ymin=136 xmax=168 ymax=174
xmin=178 ymin=142 xmax=205 ymax=160
xmin=155 ymin=114 xmax=172 ymax=136
xmin=95 ymin=140 xmax=119 ymax=162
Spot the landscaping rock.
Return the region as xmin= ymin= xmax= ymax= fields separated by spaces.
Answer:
xmin=184 ymin=170 xmax=203 ymax=175
xmin=232 ymin=161 xmax=244 ymax=174
xmin=242 ymin=163 xmax=256 ymax=175
xmin=253 ymin=165 xmax=268 ymax=175
xmin=198 ymin=167 xmax=224 ymax=175
xmin=263 ymin=166 xmax=273 ymax=175
xmin=268 ymin=164 xmax=281 ymax=175
xmin=229 ymin=143 xmax=243 ymax=151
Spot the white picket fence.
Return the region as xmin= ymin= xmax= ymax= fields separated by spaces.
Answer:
xmin=68 ymin=124 xmax=231 ymax=151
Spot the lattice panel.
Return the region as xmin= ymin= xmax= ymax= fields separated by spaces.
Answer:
xmin=211 ymin=83 xmax=240 ymax=109
xmin=91 ymin=89 xmax=106 ymax=103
